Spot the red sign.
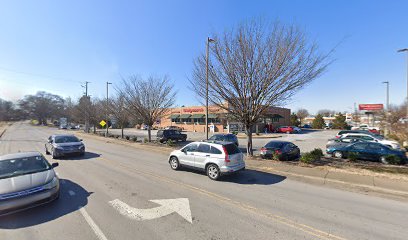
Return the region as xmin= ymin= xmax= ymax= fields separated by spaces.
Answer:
xmin=359 ymin=104 xmax=383 ymax=111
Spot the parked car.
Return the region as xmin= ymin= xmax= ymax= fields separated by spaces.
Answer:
xmin=326 ymin=142 xmax=407 ymax=164
xmin=0 ymin=152 xmax=60 ymax=215
xmin=168 ymin=141 xmax=245 ymax=180
xmin=326 ymin=137 xmax=367 ymax=149
xmin=59 ymin=124 xmax=67 ymax=129
xmin=260 ymin=141 xmax=300 ymax=160
xmin=157 ymin=130 xmax=187 ymax=143
xmin=335 ymin=130 xmax=375 ymax=138
xmin=205 ymin=134 xmax=239 ymax=146
xmin=340 ymin=133 xmax=400 ymax=149
xmin=291 ymin=126 xmax=302 ymax=133
xmin=275 ymin=126 xmax=294 ymax=134
xmin=45 ymin=134 xmax=85 ymax=159
xmin=164 ymin=126 xmax=183 ymax=131
xmin=302 ymin=124 xmax=312 ymax=129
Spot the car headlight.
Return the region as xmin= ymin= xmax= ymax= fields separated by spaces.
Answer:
xmin=43 ymin=177 xmax=59 ymax=190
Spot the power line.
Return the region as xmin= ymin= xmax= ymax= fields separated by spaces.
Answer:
xmin=0 ymin=66 xmax=81 ymax=83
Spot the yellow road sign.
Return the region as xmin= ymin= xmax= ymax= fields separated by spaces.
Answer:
xmin=100 ymin=120 xmax=106 ymax=127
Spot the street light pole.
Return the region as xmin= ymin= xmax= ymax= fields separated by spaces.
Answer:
xmin=106 ymin=82 xmax=112 ymax=137
xmin=206 ymin=37 xmax=215 ymax=140
xmin=397 ymin=48 xmax=408 ymax=119
xmin=382 ymin=81 xmax=390 ymax=135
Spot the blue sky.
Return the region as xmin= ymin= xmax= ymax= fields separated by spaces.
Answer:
xmin=0 ymin=0 xmax=407 ymax=114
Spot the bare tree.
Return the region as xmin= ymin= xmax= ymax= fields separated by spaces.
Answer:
xmin=119 ymin=75 xmax=176 ymax=142
xmin=75 ymin=96 xmax=105 ymax=133
xmin=317 ymin=109 xmax=336 ymax=117
xmin=296 ymin=108 xmax=309 ymax=126
xmin=191 ymin=20 xmax=330 ymax=155
xmin=108 ymin=93 xmax=129 ymax=138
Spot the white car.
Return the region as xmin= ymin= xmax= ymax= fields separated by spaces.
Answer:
xmin=340 ymin=133 xmax=400 ymax=149
xmin=168 ymin=141 xmax=245 ymax=180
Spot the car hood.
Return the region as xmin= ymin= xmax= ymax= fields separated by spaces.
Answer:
xmin=0 ymin=169 xmax=55 ymax=195
xmin=53 ymin=142 xmax=83 ymax=147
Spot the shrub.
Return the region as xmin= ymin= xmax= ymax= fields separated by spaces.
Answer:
xmin=300 ymin=153 xmax=314 ymax=164
xmin=271 ymin=152 xmax=280 ymax=161
xmin=347 ymin=152 xmax=358 ymax=162
xmin=384 ymin=155 xmax=404 ymax=165
xmin=132 ymin=136 xmax=138 ymax=142
xmin=232 ymin=131 xmax=238 ymax=135
xmin=144 ymin=137 xmax=148 ymax=143
xmin=125 ymin=136 xmax=130 ymax=140
xmin=310 ymin=148 xmax=323 ymax=159
xmin=167 ymin=139 xmax=174 ymax=147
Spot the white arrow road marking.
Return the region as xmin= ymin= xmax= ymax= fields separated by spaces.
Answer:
xmin=109 ymin=198 xmax=193 ymax=223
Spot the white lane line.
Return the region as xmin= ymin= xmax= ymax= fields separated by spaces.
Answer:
xmin=68 ymin=190 xmax=76 ymax=196
xmin=79 ymin=207 xmax=109 ymax=240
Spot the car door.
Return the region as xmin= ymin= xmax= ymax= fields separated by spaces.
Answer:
xmin=179 ymin=143 xmax=198 ymax=167
xmin=349 ymin=142 xmax=370 ymax=160
xmin=194 ymin=143 xmax=212 ymax=169
xmin=367 ymin=143 xmax=386 ymax=161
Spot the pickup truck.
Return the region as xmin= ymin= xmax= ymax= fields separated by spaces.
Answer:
xmin=157 ymin=130 xmax=187 ymax=143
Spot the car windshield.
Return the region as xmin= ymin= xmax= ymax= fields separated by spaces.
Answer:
xmin=0 ymin=155 xmax=51 ymax=179
xmin=54 ymin=136 xmax=80 ymax=143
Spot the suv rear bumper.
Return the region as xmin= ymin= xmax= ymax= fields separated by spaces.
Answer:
xmin=220 ymin=162 xmax=245 ymax=174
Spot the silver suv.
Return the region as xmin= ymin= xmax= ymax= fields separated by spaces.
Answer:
xmin=168 ymin=141 xmax=245 ymax=180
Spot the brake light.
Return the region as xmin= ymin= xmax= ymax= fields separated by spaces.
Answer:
xmin=260 ymin=147 xmax=267 ymax=152
xmin=222 ymin=146 xmax=230 ymax=162
xmin=275 ymin=150 xmax=282 ymax=154
xmin=335 ymin=135 xmax=340 ymax=138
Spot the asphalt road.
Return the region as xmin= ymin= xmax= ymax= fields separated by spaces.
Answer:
xmin=0 ymin=122 xmax=407 ymax=240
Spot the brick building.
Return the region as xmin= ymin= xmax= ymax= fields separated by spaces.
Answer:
xmin=154 ymin=105 xmax=291 ymax=133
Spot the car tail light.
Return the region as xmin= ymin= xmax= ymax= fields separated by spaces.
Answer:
xmin=222 ymin=146 xmax=230 ymax=162
xmin=335 ymin=135 xmax=340 ymax=138
xmin=275 ymin=150 xmax=282 ymax=154
xmin=260 ymin=147 xmax=267 ymax=152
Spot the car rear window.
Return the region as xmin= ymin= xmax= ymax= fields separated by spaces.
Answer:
xmin=54 ymin=136 xmax=80 ymax=143
xmin=224 ymin=144 xmax=241 ymax=154
xmin=265 ymin=142 xmax=285 ymax=148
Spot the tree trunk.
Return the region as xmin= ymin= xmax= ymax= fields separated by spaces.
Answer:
xmin=121 ymin=126 xmax=124 ymax=139
xmin=246 ymin=125 xmax=253 ymax=156
xmin=93 ymin=125 xmax=96 ymax=134
xmin=147 ymin=126 xmax=152 ymax=142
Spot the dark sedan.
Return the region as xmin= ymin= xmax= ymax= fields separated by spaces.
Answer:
xmin=45 ymin=134 xmax=85 ymax=159
xmin=260 ymin=141 xmax=300 ymax=160
xmin=326 ymin=142 xmax=407 ymax=164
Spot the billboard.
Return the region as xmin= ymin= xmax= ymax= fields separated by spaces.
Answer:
xmin=358 ymin=104 xmax=384 ymax=111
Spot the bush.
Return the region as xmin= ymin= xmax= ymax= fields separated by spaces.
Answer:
xmin=384 ymin=155 xmax=404 ymax=165
xmin=232 ymin=131 xmax=238 ymax=135
xmin=144 ymin=137 xmax=148 ymax=143
xmin=347 ymin=152 xmax=358 ymax=162
xmin=125 ymin=136 xmax=130 ymax=140
xmin=271 ymin=152 xmax=280 ymax=161
xmin=300 ymin=153 xmax=314 ymax=164
xmin=132 ymin=136 xmax=138 ymax=142
xmin=310 ymin=148 xmax=323 ymax=159
xmin=166 ymin=139 xmax=174 ymax=147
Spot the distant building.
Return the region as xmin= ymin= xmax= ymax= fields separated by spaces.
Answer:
xmin=154 ymin=104 xmax=290 ymax=133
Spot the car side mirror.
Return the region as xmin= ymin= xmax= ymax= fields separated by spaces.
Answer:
xmin=51 ymin=162 xmax=59 ymax=168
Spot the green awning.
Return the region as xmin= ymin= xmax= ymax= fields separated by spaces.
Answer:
xmin=179 ymin=114 xmax=191 ymax=119
xmin=169 ymin=114 xmax=180 ymax=119
xmin=191 ymin=114 xmax=205 ymax=119
xmin=207 ymin=114 xmax=218 ymax=118
xmin=271 ymin=114 xmax=283 ymax=118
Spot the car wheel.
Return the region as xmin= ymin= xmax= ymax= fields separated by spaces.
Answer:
xmin=45 ymin=147 xmax=50 ymax=155
xmin=380 ymin=156 xmax=388 ymax=164
xmin=206 ymin=164 xmax=220 ymax=181
xmin=51 ymin=149 xmax=58 ymax=159
xmin=333 ymin=151 xmax=343 ymax=158
xmin=169 ymin=156 xmax=180 ymax=170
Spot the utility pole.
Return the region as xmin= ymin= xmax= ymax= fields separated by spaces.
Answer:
xmin=106 ymin=82 xmax=112 ymax=137
xmin=205 ymin=37 xmax=215 ymax=140
xmin=82 ymin=81 xmax=91 ymax=133
xmin=397 ymin=48 xmax=408 ymax=119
